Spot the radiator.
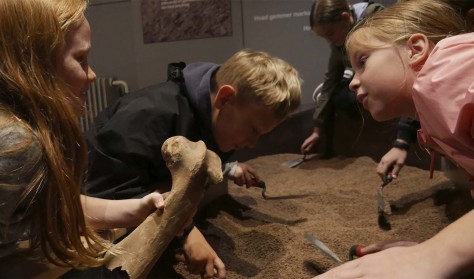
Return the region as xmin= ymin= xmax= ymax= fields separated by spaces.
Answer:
xmin=79 ymin=77 xmax=129 ymax=132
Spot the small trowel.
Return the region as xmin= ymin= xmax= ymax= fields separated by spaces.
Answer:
xmin=377 ymin=173 xmax=393 ymax=230
xmin=251 ymin=178 xmax=267 ymax=199
xmin=304 ymin=232 xmax=343 ymax=264
xmin=281 ymin=152 xmax=307 ymax=168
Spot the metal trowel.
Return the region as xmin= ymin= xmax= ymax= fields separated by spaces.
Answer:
xmin=304 ymin=232 xmax=343 ymax=264
xmin=377 ymin=173 xmax=393 ymax=230
xmin=281 ymin=152 xmax=307 ymax=168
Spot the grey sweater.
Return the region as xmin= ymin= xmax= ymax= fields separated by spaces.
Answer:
xmin=0 ymin=110 xmax=42 ymax=257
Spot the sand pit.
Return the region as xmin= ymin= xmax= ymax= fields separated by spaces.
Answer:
xmin=159 ymin=153 xmax=473 ymax=278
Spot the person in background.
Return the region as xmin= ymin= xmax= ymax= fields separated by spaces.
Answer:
xmin=83 ymin=49 xmax=301 ymax=277
xmin=313 ymin=0 xmax=474 ymax=278
xmin=0 ymin=0 xmax=173 ymax=271
xmin=301 ymin=0 xmax=384 ymax=158
xmin=376 ymin=0 xmax=474 ymax=182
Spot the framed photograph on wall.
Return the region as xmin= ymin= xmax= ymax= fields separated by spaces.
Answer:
xmin=141 ymin=0 xmax=233 ymax=43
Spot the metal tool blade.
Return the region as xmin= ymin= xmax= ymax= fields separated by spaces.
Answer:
xmin=304 ymin=232 xmax=343 ymax=264
xmin=281 ymin=158 xmax=304 ymax=168
xmin=377 ymin=174 xmax=393 ymax=230
xmin=281 ymin=153 xmax=307 ymax=168
xmin=377 ymin=174 xmax=393 ymax=214
xmin=377 ymin=186 xmax=387 ymax=213
xmin=252 ymin=179 xmax=267 ymax=199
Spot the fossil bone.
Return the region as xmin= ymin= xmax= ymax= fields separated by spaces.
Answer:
xmin=104 ymin=136 xmax=223 ymax=278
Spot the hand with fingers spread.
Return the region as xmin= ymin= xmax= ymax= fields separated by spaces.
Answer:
xmin=180 ymin=227 xmax=226 ymax=278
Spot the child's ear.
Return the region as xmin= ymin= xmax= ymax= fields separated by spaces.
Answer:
xmin=407 ymin=33 xmax=431 ymax=71
xmin=214 ymin=85 xmax=236 ymax=109
xmin=341 ymin=11 xmax=352 ymax=24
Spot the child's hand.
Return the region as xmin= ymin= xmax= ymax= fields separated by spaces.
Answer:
xmin=81 ymin=191 xmax=168 ymax=229
xmin=179 ymin=227 xmax=226 ymax=278
xmin=358 ymin=240 xmax=418 ymax=256
xmin=377 ymin=147 xmax=408 ymax=181
xmin=142 ymin=191 xmax=195 ymax=237
xmin=140 ymin=191 xmax=169 ymax=213
xmin=232 ymin=163 xmax=259 ymax=188
xmin=312 ymin=243 xmax=436 ymax=279
xmin=137 ymin=190 xmax=167 ymax=219
xmin=301 ymin=127 xmax=321 ymax=154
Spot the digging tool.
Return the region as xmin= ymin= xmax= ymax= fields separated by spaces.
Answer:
xmin=349 ymin=244 xmax=365 ymax=260
xmin=251 ymin=178 xmax=267 ymax=199
xmin=304 ymin=232 xmax=343 ymax=264
xmin=281 ymin=152 xmax=307 ymax=168
xmin=377 ymin=173 xmax=393 ymax=230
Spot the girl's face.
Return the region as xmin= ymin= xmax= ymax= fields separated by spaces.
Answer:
xmin=313 ymin=12 xmax=353 ymax=47
xmin=56 ymin=18 xmax=96 ymax=116
xmin=348 ymin=41 xmax=417 ymax=121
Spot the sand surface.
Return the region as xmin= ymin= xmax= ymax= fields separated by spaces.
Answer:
xmin=159 ymin=154 xmax=473 ymax=278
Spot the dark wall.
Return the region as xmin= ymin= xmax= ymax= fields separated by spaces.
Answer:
xmin=87 ymin=0 xmax=397 ymax=107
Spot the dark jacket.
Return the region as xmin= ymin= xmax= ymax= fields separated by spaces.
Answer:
xmin=84 ymin=63 xmax=231 ymax=199
xmin=397 ymin=117 xmax=420 ymax=144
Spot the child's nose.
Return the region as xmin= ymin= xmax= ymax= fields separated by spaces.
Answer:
xmin=349 ymin=75 xmax=360 ymax=92
xmin=246 ymin=136 xmax=259 ymax=149
xmin=88 ymin=66 xmax=97 ymax=83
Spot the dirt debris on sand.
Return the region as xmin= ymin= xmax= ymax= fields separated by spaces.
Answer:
xmin=157 ymin=154 xmax=474 ymax=278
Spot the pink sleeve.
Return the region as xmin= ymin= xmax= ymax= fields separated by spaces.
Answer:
xmin=413 ymin=33 xmax=474 ymax=177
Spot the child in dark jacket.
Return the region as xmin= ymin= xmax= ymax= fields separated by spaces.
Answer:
xmin=84 ymin=49 xmax=302 ymax=278
xmin=301 ymin=0 xmax=384 ymax=158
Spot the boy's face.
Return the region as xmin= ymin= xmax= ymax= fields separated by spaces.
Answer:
xmin=211 ymin=87 xmax=281 ymax=152
xmin=348 ymin=41 xmax=416 ymax=122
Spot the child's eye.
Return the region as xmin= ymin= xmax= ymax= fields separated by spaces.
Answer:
xmin=76 ymin=55 xmax=88 ymax=68
xmin=358 ymin=55 xmax=368 ymax=68
xmin=353 ymin=55 xmax=367 ymax=69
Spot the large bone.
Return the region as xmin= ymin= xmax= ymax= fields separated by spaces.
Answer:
xmin=104 ymin=136 xmax=223 ymax=278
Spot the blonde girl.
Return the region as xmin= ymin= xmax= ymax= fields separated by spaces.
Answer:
xmin=314 ymin=0 xmax=474 ymax=278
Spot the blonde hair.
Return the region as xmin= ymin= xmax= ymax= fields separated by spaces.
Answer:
xmin=0 ymin=0 xmax=107 ymax=268
xmin=216 ymin=49 xmax=302 ymax=120
xmin=346 ymin=0 xmax=466 ymax=57
xmin=398 ymin=0 xmax=474 ymax=17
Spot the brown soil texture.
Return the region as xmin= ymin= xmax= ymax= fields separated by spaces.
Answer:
xmin=164 ymin=154 xmax=474 ymax=278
